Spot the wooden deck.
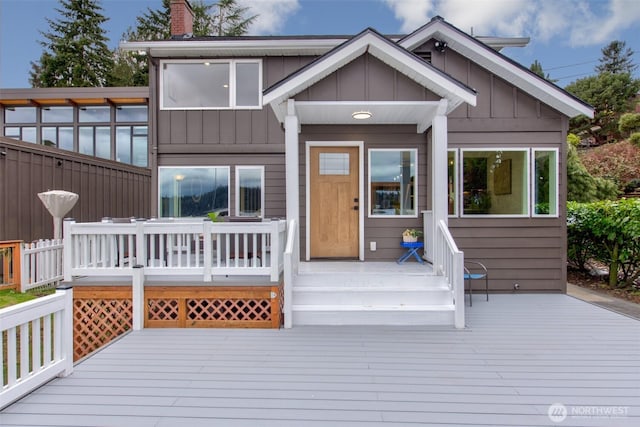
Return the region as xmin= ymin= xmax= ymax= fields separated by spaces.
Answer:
xmin=2 ymin=294 xmax=639 ymax=426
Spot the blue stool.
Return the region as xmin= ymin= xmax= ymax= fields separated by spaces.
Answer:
xmin=397 ymin=241 xmax=424 ymax=264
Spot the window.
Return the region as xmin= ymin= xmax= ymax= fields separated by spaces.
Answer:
xmin=461 ymin=149 xmax=529 ymax=216
xmin=42 ymin=127 xmax=74 ymax=150
xmin=4 ymin=126 xmax=36 ymax=143
xmin=161 ymin=60 xmax=262 ymax=110
xmin=533 ymin=149 xmax=558 ymax=216
xmin=116 ymin=105 xmax=148 ymax=122
xmin=42 ymin=106 xmax=73 ymax=123
xmin=447 ymin=150 xmax=457 ymax=215
xmin=79 ymin=126 xmax=110 ymax=158
xmin=159 ymin=167 xmax=229 ymax=218
xmin=79 ymin=106 xmax=110 ymax=122
xmin=4 ymin=107 xmax=36 ymax=123
xmin=236 ymin=166 xmax=264 ymax=217
xmin=369 ymin=149 xmax=417 ymax=217
xmin=117 ymin=126 xmax=148 ymax=167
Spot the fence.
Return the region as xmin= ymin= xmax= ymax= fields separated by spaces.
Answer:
xmin=0 ymin=239 xmax=63 ymax=293
xmin=21 ymin=240 xmax=64 ymax=292
xmin=0 ymin=287 xmax=74 ymax=409
xmin=64 ymin=219 xmax=288 ymax=283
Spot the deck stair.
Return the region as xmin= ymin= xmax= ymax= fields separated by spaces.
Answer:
xmin=291 ymin=262 xmax=456 ymax=325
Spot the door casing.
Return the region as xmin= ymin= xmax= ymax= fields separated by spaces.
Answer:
xmin=305 ymin=141 xmax=364 ymax=261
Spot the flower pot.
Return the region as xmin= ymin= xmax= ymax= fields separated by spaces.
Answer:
xmin=403 ymin=235 xmax=418 ymax=243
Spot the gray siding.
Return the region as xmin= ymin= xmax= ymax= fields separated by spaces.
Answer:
xmin=428 ymin=46 xmax=568 ymax=293
xmin=0 ymin=137 xmax=151 ymax=242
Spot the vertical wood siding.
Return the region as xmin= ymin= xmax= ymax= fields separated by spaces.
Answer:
xmin=0 ymin=138 xmax=151 ymax=242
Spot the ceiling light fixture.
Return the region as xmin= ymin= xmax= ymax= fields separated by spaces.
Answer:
xmin=352 ymin=111 xmax=372 ymax=120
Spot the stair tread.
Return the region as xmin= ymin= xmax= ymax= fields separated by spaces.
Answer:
xmin=292 ymin=304 xmax=455 ymax=311
xmin=293 ymin=285 xmax=451 ymax=292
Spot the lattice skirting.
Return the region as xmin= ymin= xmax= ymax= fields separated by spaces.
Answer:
xmin=73 ymin=286 xmax=132 ymax=361
xmin=145 ymin=285 xmax=283 ymax=329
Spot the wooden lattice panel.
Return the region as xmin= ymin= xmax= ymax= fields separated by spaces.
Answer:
xmin=148 ymin=299 xmax=180 ymax=321
xmin=73 ymin=286 xmax=132 ymax=361
xmin=187 ymin=298 xmax=272 ymax=321
xmin=145 ymin=285 xmax=282 ymax=328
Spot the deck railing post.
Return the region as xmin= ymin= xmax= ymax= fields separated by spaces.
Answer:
xmin=453 ymin=251 xmax=465 ymax=329
xmin=57 ymin=283 xmax=74 ymax=377
xmin=135 ymin=220 xmax=145 ymax=267
xmin=132 ymin=264 xmax=145 ymax=331
xmin=63 ymin=219 xmax=74 ymax=282
xmin=203 ymin=220 xmax=212 ymax=282
xmin=19 ymin=241 xmax=27 ymax=293
xmin=270 ymin=220 xmax=280 ymax=282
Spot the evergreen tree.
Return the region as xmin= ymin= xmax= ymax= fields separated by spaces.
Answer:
xmin=529 ymin=60 xmax=556 ymax=82
xmin=211 ymin=0 xmax=257 ymax=36
xmin=30 ymin=0 xmax=113 ymax=87
xmin=596 ymin=40 xmax=637 ymax=75
xmin=111 ymin=0 xmax=257 ymax=86
xmin=566 ymin=72 xmax=640 ymax=143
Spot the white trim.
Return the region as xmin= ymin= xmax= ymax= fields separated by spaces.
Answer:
xmin=447 ymin=149 xmax=458 ymax=217
xmin=531 ymin=148 xmax=560 ymax=218
xmin=305 ymin=141 xmax=364 ymax=261
xmin=235 ymin=165 xmax=265 ymax=218
xmin=399 ymin=21 xmax=593 ymax=118
xmin=367 ymin=148 xmax=419 ymax=219
xmin=159 ymin=59 xmax=262 ymax=110
xmin=157 ymin=166 xmax=230 ymax=218
xmin=264 ymin=31 xmax=475 ymax=115
xmin=120 ymin=38 xmax=350 ymax=57
xmin=459 ymin=148 xmax=530 ymax=218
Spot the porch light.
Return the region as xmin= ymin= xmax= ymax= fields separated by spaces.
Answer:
xmin=352 ymin=111 xmax=372 ymax=120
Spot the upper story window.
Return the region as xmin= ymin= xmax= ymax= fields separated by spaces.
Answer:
xmin=5 ymin=107 xmax=36 ymax=123
xmin=79 ymin=106 xmax=110 ymax=122
xmin=160 ymin=60 xmax=262 ymax=110
xmin=42 ymin=106 xmax=73 ymax=123
xmin=116 ymin=105 xmax=148 ymax=122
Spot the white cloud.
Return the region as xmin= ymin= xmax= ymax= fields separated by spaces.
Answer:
xmin=239 ymin=0 xmax=301 ymax=35
xmin=382 ymin=0 xmax=640 ymax=47
xmin=383 ymin=0 xmax=435 ymax=33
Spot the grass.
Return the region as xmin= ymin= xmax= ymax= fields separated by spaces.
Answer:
xmin=0 ymin=288 xmax=56 ymax=309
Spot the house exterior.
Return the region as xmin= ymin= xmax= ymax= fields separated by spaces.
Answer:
xmin=116 ymin=0 xmax=592 ymax=295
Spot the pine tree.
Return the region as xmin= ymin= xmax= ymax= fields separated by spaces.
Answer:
xmin=211 ymin=0 xmax=257 ymax=36
xmin=111 ymin=0 xmax=258 ymax=86
xmin=596 ymin=40 xmax=637 ymax=75
xmin=30 ymin=0 xmax=113 ymax=87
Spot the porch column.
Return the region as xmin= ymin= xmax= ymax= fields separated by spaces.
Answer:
xmin=431 ymin=100 xmax=448 ymax=270
xmin=285 ymin=99 xmax=301 ymax=222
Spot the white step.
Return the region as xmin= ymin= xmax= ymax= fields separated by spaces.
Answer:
xmin=293 ymin=286 xmax=453 ymax=306
xmin=292 ymin=304 xmax=455 ymax=325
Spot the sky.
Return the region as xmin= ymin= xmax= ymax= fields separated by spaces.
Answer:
xmin=1 ymin=0 xmax=639 ymax=89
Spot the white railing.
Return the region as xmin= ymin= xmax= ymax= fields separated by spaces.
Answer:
xmin=283 ymin=219 xmax=299 ymax=329
xmin=64 ymin=219 xmax=288 ymax=282
xmin=0 ymin=287 xmax=74 ymax=409
xmin=435 ymin=220 xmax=465 ymax=329
xmin=20 ymin=239 xmax=64 ymax=292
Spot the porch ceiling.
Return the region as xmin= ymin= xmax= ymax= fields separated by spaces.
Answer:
xmin=286 ymin=100 xmax=441 ymax=133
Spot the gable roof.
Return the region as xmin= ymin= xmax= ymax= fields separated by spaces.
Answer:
xmin=399 ymin=17 xmax=593 ymax=118
xmin=263 ymin=28 xmax=477 ymax=115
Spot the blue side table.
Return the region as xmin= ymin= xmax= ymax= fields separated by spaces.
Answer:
xmin=397 ymin=241 xmax=425 ymax=264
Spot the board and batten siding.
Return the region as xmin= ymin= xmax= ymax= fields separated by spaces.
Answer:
xmin=429 ymin=44 xmax=569 ymax=293
xmin=0 ymin=137 xmax=151 ymax=242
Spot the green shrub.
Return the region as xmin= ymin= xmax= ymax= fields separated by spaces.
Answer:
xmin=567 ymin=133 xmax=581 ymax=147
xmin=619 ymin=112 xmax=640 ymax=135
xmin=567 ymin=199 xmax=640 ymax=287
xmin=630 ymin=132 xmax=640 ymax=147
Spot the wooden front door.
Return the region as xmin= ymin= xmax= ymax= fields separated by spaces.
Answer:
xmin=310 ymin=146 xmax=359 ymax=258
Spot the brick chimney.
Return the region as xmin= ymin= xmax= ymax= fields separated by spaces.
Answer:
xmin=170 ymin=0 xmax=194 ymax=37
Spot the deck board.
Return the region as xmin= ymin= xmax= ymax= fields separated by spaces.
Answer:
xmin=2 ymin=294 xmax=639 ymax=426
